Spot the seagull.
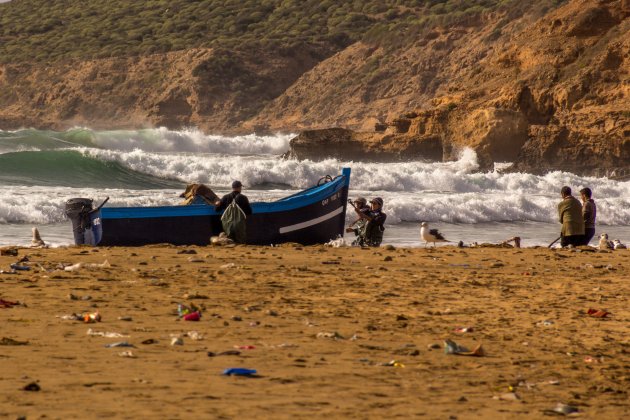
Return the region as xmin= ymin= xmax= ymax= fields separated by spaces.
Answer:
xmin=420 ymin=222 xmax=449 ymax=248
xmin=31 ymin=227 xmax=46 ymax=248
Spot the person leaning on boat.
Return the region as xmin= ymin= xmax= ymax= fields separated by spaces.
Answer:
xmin=214 ymin=181 xmax=252 ymax=243
xmin=354 ymin=197 xmax=387 ymax=247
xmin=557 ymin=186 xmax=585 ymax=247
xmin=346 ymin=197 xmax=370 ymax=245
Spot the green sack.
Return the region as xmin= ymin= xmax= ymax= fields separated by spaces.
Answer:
xmin=221 ymin=196 xmax=247 ymax=244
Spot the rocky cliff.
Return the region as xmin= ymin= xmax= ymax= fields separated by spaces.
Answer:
xmin=0 ymin=0 xmax=628 ymax=175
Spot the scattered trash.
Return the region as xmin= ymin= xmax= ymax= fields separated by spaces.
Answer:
xmin=324 ymin=237 xmax=347 ymax=248
xmin=536 ymin=320 xmax=555 ymax=326
xmin=545 ymin=403 xmax=579 ymax=416
xmin=58 ymin=313 xmax=83 ymax=321
xmin=0 ymin=299 xmax=21 ymax=308
xmin=584 ymin=356 xmax=600 ymax=363
xmin=170 ymin=337 xmax=184 ymax=346
xmin=220 ymin=263 xmax=237 ymax=269
xmin=118 ymin=351 xmax=135 ymax=358
xmin=104 ymin=342 xmax=135 ymax=348
xmin=234 ymin=345 xmax=255 ymax=350
xmin=0 ymin=247 xmax=18 ymax=256
xmin=23 ymin=382 xmax=40 ymax=392
xmin=223 ymin=368 xmax=257 ymax=376
xmin=454 ymin=326 xmax=474 ymax=333
xmin=87 ymin=329 xmax=127 ymax=338
xmin=586 ymin=308 xmax=610 ymax=318
xmin=64 ymin=260 xmax=110 ymax=272
xmin=185 ymin=331 xmax=203 ymax=340
xmin=9 ymin=264 xmax=30 ymax=271
xmin=0 ymin=269 xmax=18 ymax=275
xmin=211 ymin=233 xmax=235 ymax=246
xmin=381 ymin=360 xmax=405 ymax=368
xmin=183 ymin=312 xmax=201 ymax=321
xmin=207 ymin=350 xmax=241 ymax=357
xmin=444 ymin=339 xmax=485 ymax=357
xmin=316 ymin=331 xmax=344 ymax=340
xmin=0 ymin=337 xmax=29 ymax=346
xmin=83 ymin=312 xmax=101 ymax=323
xmin=493 ymin=392 xmax=519 ymax=401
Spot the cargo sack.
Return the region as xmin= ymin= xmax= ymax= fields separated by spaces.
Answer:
xmin=220 ymin=195 xmax=247 ymax=244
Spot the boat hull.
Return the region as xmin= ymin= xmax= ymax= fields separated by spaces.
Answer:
xmin=86 ymin=168 xmax=351 ymax=246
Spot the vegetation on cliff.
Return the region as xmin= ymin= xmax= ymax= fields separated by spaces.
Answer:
xmin=0 ymin=0 xmax=562 ymax=63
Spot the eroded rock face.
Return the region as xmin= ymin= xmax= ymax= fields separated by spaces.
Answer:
xmin=285 ymin=128 xmax=443 ymax=162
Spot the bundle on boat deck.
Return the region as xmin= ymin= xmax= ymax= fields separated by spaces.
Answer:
xmin=180 ymin=184 xmax=219 ymax=205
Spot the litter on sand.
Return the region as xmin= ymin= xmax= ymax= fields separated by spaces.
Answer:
xmin=586 ymin=308 xmax=610 ymax=318
xmin=444 ymin=339 xmax=485 ymax=357
xmin=87 ymin=329 xmax=128 ymax=338
xmin=223 ymin=368 xmax=257 ymax=376
xmin=104 ymin=342 xmax=135 ymax=348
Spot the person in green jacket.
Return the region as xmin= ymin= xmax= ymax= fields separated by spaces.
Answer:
xmin=557 ymin=186 xmax=585 ymax=247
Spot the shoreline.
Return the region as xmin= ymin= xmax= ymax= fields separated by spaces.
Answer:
xmin=1 ymin=245 xmax=628 ymax=418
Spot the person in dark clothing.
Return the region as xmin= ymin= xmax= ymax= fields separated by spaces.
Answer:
xmin=355 ymin=197 xmax=387 ymax=247
xmin=346 ymin=197 xmax=370 ymax=245
xmin=557 ymin=186 xmax=585 ymax=247
xmin=580 ymin=187 xmax=596 ymax=246
xmin=214 ymin=180 xmax=252 ymax=243
xmin=214 ymin=180 xmax=252 ymax=215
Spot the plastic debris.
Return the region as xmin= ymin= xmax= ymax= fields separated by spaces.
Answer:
xmin=208 ymin=350 xmax=241 ymax=357
xmin=234 ymin=345 xmax=255 ymax=350
xmin=104 ymin=342 xmax=135 ymax=348
xmin=186 ymin=331 xmax=203 ymax=340
xmin=223 ymin=368 xmax=257 ymax=376
xmin=83 ymin=312 xmax=101 ymax=323
xmin=586 ymin=308 xmax=610 ymax=318
xmin=1 ymin=337 xmax=29 ymax=346
xmin=444 ymin=339 xmax=485 ymax=357
xmin=316 ymin=331 xmax=344 ymax=340
xmin=118 ymin=351 xmax=135 ymax=358
xmin=183 ymin=311 xmax=201 ymax=321
xmin=9 ymin=264 xmax=30 ymax=271
xmin=546 ymin=403 xmax=579 ymax=415
xmin=493 ymin=392 xmax=519 ymax=401
xmin=382 ymin=360 xmax=405 ymax=368
xmin=536 ymin=319 xmax=555 ymax=326
xmin=0 ymin=247 xmax=18 ymax=256
xmin=170 ymin=337 xmax=184 ymax=346
xmin=87 ymin=329 xmax=127 ymax=338
xmin=454 ymin=326 xmax=474 ymax=333
xmin=0 ymin=299 xmax=21 ymax=308
xmin=23 ymin=382 xmax=40 ymax=392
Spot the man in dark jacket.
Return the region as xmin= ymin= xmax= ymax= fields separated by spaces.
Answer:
xmin=214 ymin=181 xmax=252 ymax=215
xmin=557 ymin=186 xmax=584 ymax=247
xmin=355 ymin=197 xmax=387 ymax=247
xmin=214 ymin=181 xmax=252 ymax=243
xmin=580 ymin=187 xmax=596 ymax=245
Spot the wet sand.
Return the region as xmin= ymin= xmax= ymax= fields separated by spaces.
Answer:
xmin=1 ymin=244 xmax=629 ymax=419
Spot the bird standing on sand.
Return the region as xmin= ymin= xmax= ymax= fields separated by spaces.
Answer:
xmin=420 ymin=222 xmax=449 ymax=248
xmin=31 ymin=227 xmax=46 ymax=247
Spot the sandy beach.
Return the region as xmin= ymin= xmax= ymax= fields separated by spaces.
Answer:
xmin=1 ymin=244 xmax=629 ymax=419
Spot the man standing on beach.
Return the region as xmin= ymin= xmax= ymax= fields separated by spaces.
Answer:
xmin=215 ymin=181 xmax=252 ymax=243
xmin=557 ymin=186 xmax=585 ymax=247
xmin=580 ymin=187 xmax=596 ymax=245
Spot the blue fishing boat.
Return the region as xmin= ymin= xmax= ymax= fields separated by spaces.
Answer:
xmin=65 ymin=168 xmax=351 ymax=246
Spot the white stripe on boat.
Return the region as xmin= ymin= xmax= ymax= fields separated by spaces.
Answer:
xmin=279 ymin=206 xmax=344 ymax=234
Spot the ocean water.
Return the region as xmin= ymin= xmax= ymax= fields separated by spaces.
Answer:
xmin=2 ymin=127 xmax=630 ymax=247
